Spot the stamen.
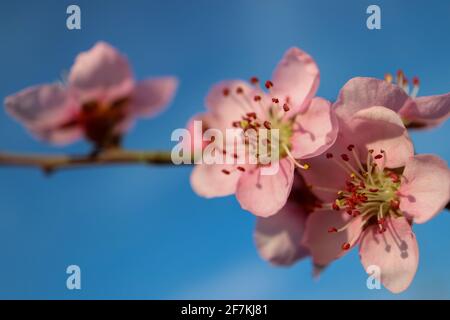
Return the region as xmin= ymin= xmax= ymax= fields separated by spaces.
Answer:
xmin=341 ymin=243 xmax=351 ymax=250
xmin=282 ymin=144 xmax=310 ymax=170
xmin=223 ymin=88 xmax=230 ymax=96
xmin=250 ymin=77 xmax=259 ymax=85
xmin=384 ymin=73 xmax=393 ymax=83
xmin=265 ymin=80 xmax=273 ymax=89
xmin=222 ymin=169 xmax=231 ymax=175
xmin=282 ymin=103 xmax=290 ymax=112
xmin=263 ymin=121 xmax=271 ymax=129
xmin=328 ymin=227 xmax=338 ymax=233
xmin=236 ymin=87 xmax=244 ymax=94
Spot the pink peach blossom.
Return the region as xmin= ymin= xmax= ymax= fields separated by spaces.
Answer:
xmin=190 ymin=47 xmax=338 ymax=217
xmin=5 ymin=42 xmax=178 ymax=149
xmin=334 ymin=74 xmax=450 ymax=130
xmin=301 ymin=105 xmax=450 ymax=293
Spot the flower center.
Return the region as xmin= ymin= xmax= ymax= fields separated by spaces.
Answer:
xmin=312 ymin=144 xmax=404 ymax=249
xmin=218 ymin=77 xmax=308 ymax=177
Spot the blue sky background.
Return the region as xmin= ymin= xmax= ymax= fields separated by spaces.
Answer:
xmin=0 ymin=0 xmax=449 ymax=299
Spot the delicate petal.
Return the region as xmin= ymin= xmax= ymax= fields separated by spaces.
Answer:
xmin=130 ymin=77 xmax=178 ymax=118
xmin=254 ymin=201 xmax=309 ymax=266
xmin=190 ymin=163 xmax=244 ymax=198
xmin=186 ymin=113 xmax=211 ymax=154
xmin=272 ymin=47 xmax=320 ymax=115
xmin=335 ymin=77 xmax=413 ymax=120
xmin=400 ymin=93 xmax=450 ymax=128
xmin=4 ymin=84 xmax=75 ymax=129
xmin=343 ymin=106 xmax=414 ymax=168
xmin=300 ymin=135 xmax=352 ymax=202
xmin=399 ymin=155 xmax=450 ymax=224
xmin=33 ymin=126 xmax=83 ymax=145
xmin=236 ymin=158 xmax=294 ymax=217
xmin=359 ymin=216 xmax=419 ymax=294
xmin=302 ymin=210 xmax=362 ymax=266
xmin=290 ymin=97 xmax=338 ymax=159
xmin=68 ymin=42 xmax=135 ymax=103
xmin=4 ymin=84 xmax=82 ymax=145
xmin=205 ymin=80 xmax=264 ymax=131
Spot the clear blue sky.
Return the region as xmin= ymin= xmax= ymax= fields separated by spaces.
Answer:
xmin=0 ymin=0 xmax=449 ymax=299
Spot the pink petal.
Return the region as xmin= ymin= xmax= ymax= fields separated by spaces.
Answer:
xmin=271 ymin=47 xmax=320 ymax=115
xmin=205 ymin=80 xmax=264 ymax=131
xmin=301 ymin=210 xmax=362 ymax=266
xmin=359 ymin=216 xmax=419 ymax=294
xmin=190 ymin=163 xmax=244 ymax=198
xmin=344 ymin=106 xmax=414 ymax=168
xmin=300 ymin=136 xmax=352 ymax=202
xmin=68 ymin=42 xmax=135 ymax=103
xmin=399 ymin=155 xmax=450 ymax=224
xmin=335 ymin=77 xmax=413 ymax=120
xmin=236 ymin=158 xmax=294 ymax=217
xmin=290 ymin=97 xmax=338 ymax=159
xmin=130 ymin=77 xmax=178 ymax=118
xmin=4 ymin=84 xmax=82 ymax=145
xmin=400 ymin=93 xmax=450 ymax=128
xmin=254 ymin=201 xmax=309 ymax=266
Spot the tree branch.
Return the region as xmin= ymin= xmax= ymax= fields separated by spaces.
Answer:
xmin=0 ymin=149 xmax=178 ymax=173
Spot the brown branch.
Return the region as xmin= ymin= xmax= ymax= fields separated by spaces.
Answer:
xmin=0 ymin=149 xmax=179 ymax=173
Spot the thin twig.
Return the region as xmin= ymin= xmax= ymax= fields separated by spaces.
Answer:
xmin=0 ymin=149 xmax=178 ymax=173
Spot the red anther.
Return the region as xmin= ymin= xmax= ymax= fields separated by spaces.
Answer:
xmin=374 ymin=154 xmax=383 ymax=159
xmin=265 ymin=80 xmax=273 ymax=89
xmin=377 ymin=218 xmax=385 ymax=225
xmin=328 ymin=227 xmax=338 ymax=233
xmin=389 ymin=172 xmax=400 ymax=183
xmin=412 ymin=76 xmax=420 ymax=86
xmin=233 ymin=153 xmax=238 ymax=159
xmin=254 ymin=95 xmax=262 ymax=102
xmin=390 ymin=199 xmax=400 ymax=210
xmin=223 ymin=88 xmax=230 ymax=96
xmin=314 ymin=202 xmax=323 ymax=209
xmin=352 ymin=210 xmax=361 ymax=217
xmin=237 ymin=166 xmax=246 ymax=172
xmin=368 ymin=149 xmax=374 ymax=154
xmin=272 ymin=98 xmax=279 ymax=103
xmin=346 ymin=209 xmax=353 ymax=215
xmin=378 ymin=228 xmax=387 ymax=234
xmin=283 ymin=103 xmax=290 ymax=112
xmin=347 ymin=144 xmax=355 ymax=151
xmin=232 ymin=121 xmax=240 ymax=128
xmin=221 ymin=169 xmax=231 ymax=175
xmin=369 ymin=188 xmax=379 ymax=193
xmin=250 ymin=76 xmax=259 ymax=84
xmin=236 ymin=87 xmax=244 ymax=94
xmin=341 ymin=154 xmax=350 ymax=161
xmin=397 ymin=69 xmax=404 ymax=77
xmin=246 ymin=112 xmax=257 ymax=119
xmin=326 ymin=153 xmax=333 ymax=159
xmin=263 ymin=121 xmax=271 ymax=129
xmin=341 ymin=243 xmax=351 ymax=250
xmin=359 ymin=181 xmax=366 ymax=188
xmin=332 ymin=203 xmax=340 ymax=211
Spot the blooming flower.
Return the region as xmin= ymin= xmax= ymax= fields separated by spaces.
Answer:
xmin=334 ymin=73 xmax=450 ymax=130
xmin=5 ymin=42 xmax=178 ymax=149
xmin=301 ymin=105 xmax=450 ymax=293
xmin=190 ymin=47 xmax=338 ymax=217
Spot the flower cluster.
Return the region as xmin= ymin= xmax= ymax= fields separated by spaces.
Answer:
xmin=4 ymin=42 xmax=450 ymax=293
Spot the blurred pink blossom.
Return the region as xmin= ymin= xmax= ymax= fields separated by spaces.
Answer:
xmin=5 ymin=42 xmax=178 ymax=149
